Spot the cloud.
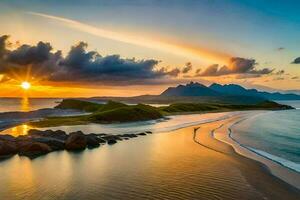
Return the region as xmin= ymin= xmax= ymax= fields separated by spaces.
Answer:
xmin=27 ymin=12 xmax=231 ymax=64
xmin=181 ymin=62 xmax=192 ymax=74
xmin=197 ymin=57 xmax=273 ymax=77
xmin=0 ymin=36 xmax=62 ymax=80
xmin=235 ymin=74 xmax=262 ymax=79
xmin=52 ymin=41 xmax=169 ymax=83
xmin=0 ymin=35 xmax=182 ymax=85
xmin=0 ymin=35 xmax=9 ymax=57
xmin=291 ymin=57 xmax=300 ymax=64
xmin=291 ymin=76 xmax=299 ymax=79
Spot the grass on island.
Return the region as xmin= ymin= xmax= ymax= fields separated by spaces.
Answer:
xmin=30 ymin=99 xmax=293 ymax=127
xmin=30 ymin=100 xmax=163 ymax=127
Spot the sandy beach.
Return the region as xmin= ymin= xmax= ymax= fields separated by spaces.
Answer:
xmin=0 ymin=112 xmax=299 ymax=199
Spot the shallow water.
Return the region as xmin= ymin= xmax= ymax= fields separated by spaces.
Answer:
xmin=1 ymin=112 xmax=238 ymax=137
xmin=232 ymin=101 xmax=300 ymax=173
xmin=0 ymin=121 xmax=265 ymax=200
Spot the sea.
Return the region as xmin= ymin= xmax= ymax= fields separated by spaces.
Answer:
xmin=231 ymin=100 xmax=300 ymax=173
xmin=0 ymin=98 xmax=299 ymax=173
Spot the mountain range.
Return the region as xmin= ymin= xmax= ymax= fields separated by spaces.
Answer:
xmin=161 ymin=82 xmax=300 ymax=100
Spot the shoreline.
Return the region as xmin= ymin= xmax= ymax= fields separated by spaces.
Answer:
xmin=0 ymin=111 xmax=299 ymax=199
xmin=211 ymin=112 xmax=300 ymax=190
xmin=188 ymin=116 xmax=300 ymax=199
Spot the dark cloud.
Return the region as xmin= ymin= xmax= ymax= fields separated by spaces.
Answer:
xmin=195 ymin=68 xmax=201 ymax=74
xmin=0 ymin=35 xmax=181 ymax=85
xmin=197 ymin=57 xmax=273 ymax=77
xmin=291 ymin=57 xmax=300 ymax=64
xmin=7 ymin=42 xmax=53 ymax=65
xmin=291 ymin=76 xmax=299 ymax=80
xmin=181 ymin=62 xmax=192 ymax=74
xmin=0 ymin=35 xmax=9 ymax=58
xmin=0 ymin=35 xmax=62 ymax=78
xmin=158 ymin=67 xmax=181 ymax=77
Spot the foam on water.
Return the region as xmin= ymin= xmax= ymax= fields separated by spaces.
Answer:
xmin=247 ymin=147 xmax=300 ymax=173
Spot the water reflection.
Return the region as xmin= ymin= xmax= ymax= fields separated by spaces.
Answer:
xmin=21 ymin=96 xmax=30 ymax=112
xmin=6 ymin=124 xmax=34 ymax=137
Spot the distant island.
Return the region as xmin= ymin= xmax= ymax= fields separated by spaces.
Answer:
xmin=30 ymin=82 xmax=295 ymax=127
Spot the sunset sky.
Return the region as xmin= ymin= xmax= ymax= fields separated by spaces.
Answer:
xmin=0 ymin=0 xmax=299 ymax=97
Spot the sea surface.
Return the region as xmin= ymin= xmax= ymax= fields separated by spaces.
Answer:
xmin=231 ymin=100 xmax=300 ymax=173
xmin=0 ymin=98 xmax=62 ymax=113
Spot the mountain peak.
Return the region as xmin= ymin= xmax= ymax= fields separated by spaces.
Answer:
xmin=160 ymin=82 xmax=218 ymax=96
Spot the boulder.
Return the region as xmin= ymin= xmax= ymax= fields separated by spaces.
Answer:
xmin=18 ymin=142 xmax=51 ymax=158
xmin=85 ymin=135 xmax=100 ymax=149
xmin=65 ymin=131 xmax=87 ymax=150
xmin=0 ymin=135 xmax=17 ymax=142
xmin=107 ymin=139 xmax=117 ymax=145
xmin=28 ymin=129 xmax=67 ymax=140
xmin=32 ymin=137 xmax=65 ymax=151
xmin=0 ymin=140 xmax=18 ymax=156
xmin=137 ymin=132 xmax=147 ymax=136
xmin=145 ymin=131 xmax=152 ymax=134
xmin=102 ymin=135 xmax=122 ymax=141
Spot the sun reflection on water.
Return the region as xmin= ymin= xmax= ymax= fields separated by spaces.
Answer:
xmin=1 ymin=124 xmax=34 ymax=137
xmin=21 ymin=96 xmax=30 ymax=112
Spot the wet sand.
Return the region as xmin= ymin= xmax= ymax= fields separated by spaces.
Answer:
xmin=195 ymin=115 xmax=300 ymax=199
xmin=0 ymin=113 xmax=299 ymax=199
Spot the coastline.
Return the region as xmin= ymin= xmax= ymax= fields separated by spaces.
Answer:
xmin=212 ymin=112 xmax=300 ymax=190
xmin=0 ymin=111 xmax=299 ymax=199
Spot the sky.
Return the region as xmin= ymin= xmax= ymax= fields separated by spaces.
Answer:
xmin=0 ymin=0 xmax=299 ymax=97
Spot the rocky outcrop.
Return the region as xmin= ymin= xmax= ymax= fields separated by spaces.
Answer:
xmin=65 ymin=131 xmax=87 ymax=150
xmin=0 ymin=140 xmax=18 ymax=156
xmin=0 ymin=129 xmax=154 ymax=159
xmin=18 ymin=142 xmax=52 ymax=158
xmin=86 ymin=135 xmax=101 ymax=149
xmin=28 ymin=129 xmax=68 ymax=140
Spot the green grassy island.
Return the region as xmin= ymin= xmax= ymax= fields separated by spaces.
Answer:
xmin=29 ymin=99 xmax=294 ymax=128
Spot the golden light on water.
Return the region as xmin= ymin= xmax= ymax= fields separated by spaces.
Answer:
xmin=21 ymin=96 xmax=30 ymax=112
xmin=21 ymin=81 xmax=31 ymax=90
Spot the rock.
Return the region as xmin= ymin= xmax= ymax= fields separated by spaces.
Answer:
xmin=107 ymin=139 xmax=117 ymax=145
xmin=85 ymin=135 xmax=100 ymax=149
xmin=97 ymin=137 xmax=107 ymax=143
xmin=137 ymin=132 xmax=147 ymax=136
xmin=32 ymin=137 xmax=65 ymax=151
xmin=65 ymin=131 xmax=87 ymax=150
xmin=130 ymin=134 xmax=138 ymax=138
xmin=0 ymin=140 xmax=18 ymax=156
xmin=18 ymin=142 xmax=51 ymax=158
xmin=102 ymin=135 xmax=122 ymax=141
xmin=145 ymin=131 xmax=152 ymax=134
xmin=28 ymin=129 xmax=67 ymax=140
xmin=0 ymin=135 xmax=17 ymax=142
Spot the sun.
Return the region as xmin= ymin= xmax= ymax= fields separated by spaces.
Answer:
xmin=21 ymin=81 xmax=31 ymax=90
